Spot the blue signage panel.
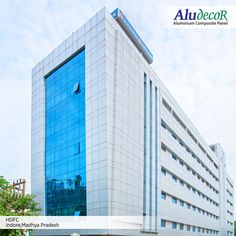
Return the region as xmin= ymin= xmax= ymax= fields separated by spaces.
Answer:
xmin=111 ymin=8 xmax=153 ymax=64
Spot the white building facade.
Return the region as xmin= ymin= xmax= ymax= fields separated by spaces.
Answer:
xmin=31 ymin=7 xmax=234 ymax=236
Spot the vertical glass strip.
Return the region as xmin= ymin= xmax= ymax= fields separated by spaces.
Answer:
xmin=149 ymin=80 xmax=153 ymax=225
xmin=143 ymin=74 xmax=147 ymax=217
xmin=155 ymin=86 xmax=158 ymax=231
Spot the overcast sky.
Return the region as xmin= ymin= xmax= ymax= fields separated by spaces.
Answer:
xmin=0 ymin=0 xmax=235 ymax=210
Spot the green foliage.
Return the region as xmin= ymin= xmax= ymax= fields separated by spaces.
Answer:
xmin=0 ymin=177 xmax=12 ymax=191
xmin=0 ymin=229 xmax=26 ymax=236
xmin=0 ymin=177 xmax=40 ymax=236
xmin=234 ymin=221 xmax=236 ymax=236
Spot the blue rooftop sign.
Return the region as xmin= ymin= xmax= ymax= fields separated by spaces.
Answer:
xmin=111 ymin=8 xmax=153 ymax=64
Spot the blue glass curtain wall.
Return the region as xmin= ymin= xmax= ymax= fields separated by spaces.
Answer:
xmin=45 ymin=49 xmax=86 ymax=216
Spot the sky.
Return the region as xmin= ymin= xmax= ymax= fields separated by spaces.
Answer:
xmin=0 ymin=0 xmax=235 ymax=209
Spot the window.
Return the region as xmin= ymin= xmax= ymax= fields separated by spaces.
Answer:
xmin=161 ymin=219 xmax=166 ymax=227
xmin=161 ymin=168 xmax=166 ymax=175
xmin=161 ymin=122 xmax=166 ymax=129
xmin=187 ymin=225 xmax=190 ymax=231
xmin=73 ymin=82 xmax=81 ymax=94
xmin=76 ymin=142 xmax=80 ymax=154
xmin=172 ymin=197 xmax=177 ymax=204
xmin=187 ymin=203 xmax=191 ymax=209
xmin=161 ymin=145 xmax=166 ymax=152
xmin=180 ymin=223 xmax=184 ymax=230
xmin=192 ymin=206 xmax=196 ymax=211
xmin=192 ymin=226 xmax=196 ymax=232
xmin=172 ymin=175 xmax=177 ymax=182
xmin=179 ymin=160 xmax=184 ymax=166
xmin=172 ymin=133 xmax=177 ymax=139
xmin=161 ymin=192 xmax=166 ymax=200
xmin=180 ymin=200 xmax=184 ymax=207
xmin=172 ymin=154 xmax=177 ymax=160
xmin=180 ymin=180 xmax=184 ymax=186
xmin=162 ymin=98 xmax=171 ymax=112
xmin=172 ymin=222 xmax=177 ymax=229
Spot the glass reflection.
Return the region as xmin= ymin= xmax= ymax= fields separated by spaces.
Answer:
xmin=45 ymin=49 xmax=86 ymax=216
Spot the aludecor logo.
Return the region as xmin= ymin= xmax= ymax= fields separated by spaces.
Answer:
xmin=173 ymin=9 xmax=228 ymax=26
xmin=162 ymin=6 xmax=236 ymax=28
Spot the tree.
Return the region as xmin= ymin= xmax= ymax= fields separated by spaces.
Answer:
xmin=0 ymin=177 xmax=11 ymax=190
xmin=234 ymin=221 xmax=236 ymax=236
xmin=0 ymin=177 xmax=40 ymax=236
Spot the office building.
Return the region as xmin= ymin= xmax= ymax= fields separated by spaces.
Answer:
xmin=31 ymin=7 xmax=234 ymax=236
